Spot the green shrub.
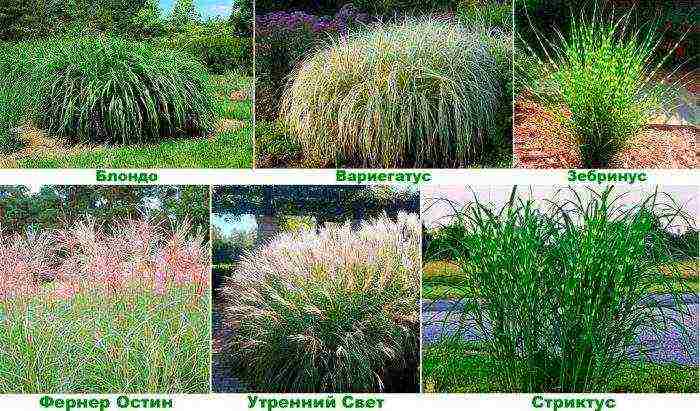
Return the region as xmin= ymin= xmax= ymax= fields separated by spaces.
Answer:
xmin=26 ymin=36 xmax=216 ymax=145
xmin=457 ymin=0 xmax=512 ymax=30
xmin=220 ymin=214 xmax=421 ymax=392
xmin=162 ymin=24 xmax=252 ymax=74
xmin=0 ymin=41 xmax=37 ymax=154
xmin=281 ymin=19 xmax=505 ymax=168
xmin=0 ymin=87 xmax=28 ymax=154
xmin=426 ymin=187 xmax=696 ymax=392
xmin=517 ymin=9 xmax=684 ymax=167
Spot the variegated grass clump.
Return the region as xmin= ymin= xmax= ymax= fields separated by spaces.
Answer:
xmin=0 ymin=218 xmax=211 ymax=393
xmin=281 ymin=19 xmax=502 ymax=168
xmin=19 ymin=36 xmax=216 ymax=145
xmin=220 ymin=213 xmax=421 ymax=393
xmin=517 ymin=7 xmax=687 ymax=167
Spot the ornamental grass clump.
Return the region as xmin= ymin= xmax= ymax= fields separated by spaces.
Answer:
xmin=26 ymin=36 xmax=216 ymax=145
xmin=280 ymin=19 xmax=503 ymax=168
xmin=0 ymin=218 xmax=211 ymax=393
xmin=220 ymin=213 xmax=421 ymax=393
xmin=427 ymin=187 xmax=697 ymax=392
xmin=0 ymin=228 xmax=56 ymax=299
xmin=0 ymin=42 xmax=37 ymax=153
xmin=518 ymin=7 xmax=686 ymax=167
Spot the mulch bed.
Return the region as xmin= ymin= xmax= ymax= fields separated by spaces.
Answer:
xmin=513 ymin=98 xmax=697 ymax=169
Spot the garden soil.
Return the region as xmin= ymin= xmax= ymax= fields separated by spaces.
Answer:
xmin=513 ymin=99 xmax=697 ymax=169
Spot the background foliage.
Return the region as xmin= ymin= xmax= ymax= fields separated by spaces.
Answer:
xmin=0 ymin=185 xmax=210 ymax=236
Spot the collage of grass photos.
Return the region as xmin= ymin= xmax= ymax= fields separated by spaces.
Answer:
xmin=0 ymin=185 xmax=698 ymax=394
xmin=0 ymin=0 xmax=698 ymax=404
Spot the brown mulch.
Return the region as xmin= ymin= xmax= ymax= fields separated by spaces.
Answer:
xmin=0 ymin=126 xmax=82 ymax=168
xmin=208 ymin=118 xmax=246 ymax=141
xmin=514 ymin=98 xmax=697 ymax=169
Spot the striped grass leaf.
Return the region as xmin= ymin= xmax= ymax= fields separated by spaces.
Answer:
xmin=516 ymin=4 xmax=690 ymax=167
xmin=425 ymin=186 xmax=697 ymax=392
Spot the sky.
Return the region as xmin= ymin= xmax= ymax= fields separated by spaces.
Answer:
xmin=159 ymin=0 xmax=233 ymax=18
xmin=213 ymin=213 xmax=256 ymax=236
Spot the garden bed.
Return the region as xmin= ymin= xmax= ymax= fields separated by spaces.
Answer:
xmin=514 ymin=98 xmax=697 ymax=169
xmin=0 ymin=3 xmax=253 ymax=169
xmin=255 ymin=1 xmax=513 ymax=169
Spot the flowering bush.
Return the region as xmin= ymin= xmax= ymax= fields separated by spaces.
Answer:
xmin=0 ymin=218 xmax=210 ymax=393
xmin=220 ymin=213 xmax=421 ymax=392
xmin=255 ymin=6 xmax=372 ymax=120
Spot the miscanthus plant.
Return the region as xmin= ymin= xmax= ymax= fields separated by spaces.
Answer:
xmin=0 ymin=42 xmax=37 ymax=154
xmin=0 ymin=218 xmax=211 ymax=393
xmin=517 ymin=6 xmax=688 ymax=167
xmin=427 ymin=187 xmax=696 ymax=392
xmin=220 ymin=214 xmax=421 ymax=393
xmin=280 ymin=19 xmax=503 ymax=168
xmin=13 ymin=36 xmax=216 ymax=145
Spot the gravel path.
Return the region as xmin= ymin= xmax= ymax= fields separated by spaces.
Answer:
xmin=422 ymin=294 xmax=699 ymax=366
xmin=212 ymin=301 xmax=248 ymax=393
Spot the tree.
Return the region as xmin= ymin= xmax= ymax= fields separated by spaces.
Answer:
xmin=130 ymin=0 xmax=166 ymax=39
xmin=0 ymin=185 xmax=210 ymax=236
xmin=213 ymin=186 xmax=419 ymax=223
xmin=230 ymin=0 xmax=252 ymax=35
xmin=169 ymin=0 xmax=201 ymax=30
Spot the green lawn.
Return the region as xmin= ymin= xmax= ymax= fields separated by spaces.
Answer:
xmin=7 ymin=73 xmax=253 ymax=169
xmin=16 ymin=127 xmax=252 ymax=168
xmin=423 ymin=339 xmax=699 ymax=393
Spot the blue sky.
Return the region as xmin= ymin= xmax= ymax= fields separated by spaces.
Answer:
xmin=213 ymin=213 xmax=257 ymax=236
xmin=159 ymin=0 xmax=233 ymax=18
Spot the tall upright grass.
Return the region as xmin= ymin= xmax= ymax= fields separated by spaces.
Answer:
xmin=426 ymin=187 xmax=696 ymax=392
xmin=0 ymin=218 xmax=211 ymax=393
xmin=280 ymin=19 xmax=503 ymax=168
xmin=516 ymin=6 xmax=687 ymax=167
xmin=0 ymin=42 xmax=36 ymax=153
xmin=220 ymin=214 xmax=421 ymax=392
xmin=0 ymin=36 xmax=217 ymax=146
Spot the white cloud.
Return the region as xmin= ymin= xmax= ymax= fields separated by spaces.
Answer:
xmin=207 ymin=4 xmax=231 ymax=16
